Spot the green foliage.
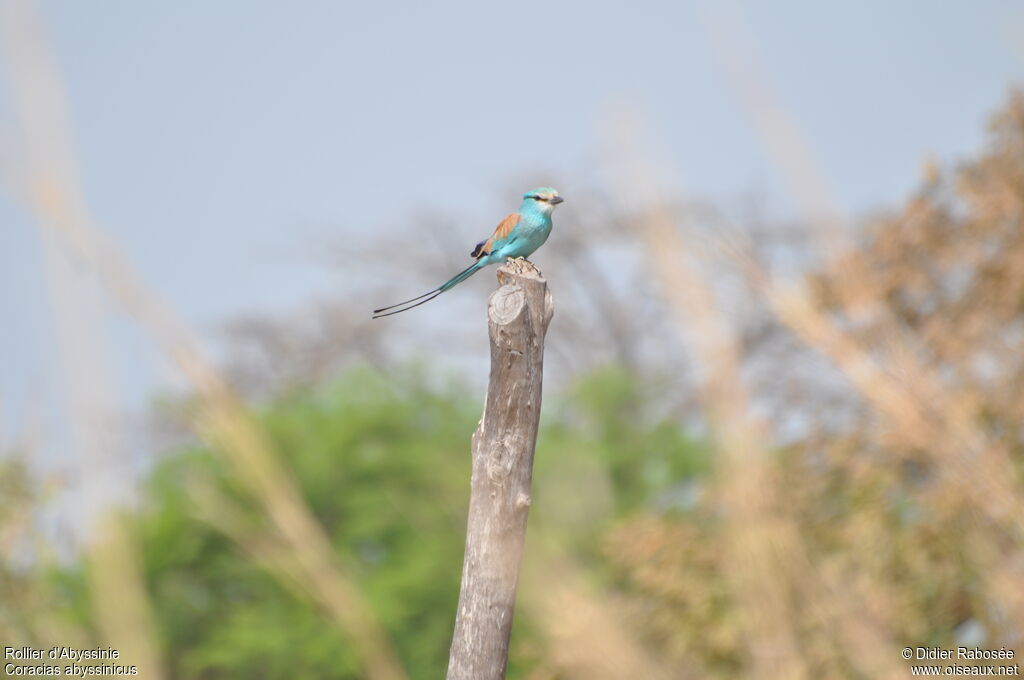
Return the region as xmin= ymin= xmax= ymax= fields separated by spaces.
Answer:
xmin=539 ymin=366 xmax=709 ymax=525
xmin=137 ymin=368 xmax=477 ymax=678
xmin=62 ymin=364 xmax=705 ymax=679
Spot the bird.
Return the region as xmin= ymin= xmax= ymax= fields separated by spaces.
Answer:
xmin=372 ymin=187 xmax=564 ymax=318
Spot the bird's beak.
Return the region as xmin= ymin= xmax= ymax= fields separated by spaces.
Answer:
xmin=550 ymin=196 xmax=564 ymax=204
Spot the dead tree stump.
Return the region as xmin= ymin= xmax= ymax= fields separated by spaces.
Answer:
xmin=446 ymin=259 xmax=554 ymax=680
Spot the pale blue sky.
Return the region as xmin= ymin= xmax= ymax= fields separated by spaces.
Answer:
xmin=2 ymin=1 xmax=1023 ymax=451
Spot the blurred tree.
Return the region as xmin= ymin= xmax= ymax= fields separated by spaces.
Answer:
xmin=599 ymin=89 xmax=1024 ymax=678
xmin=38 ymin=365 xmax=703 ymax=679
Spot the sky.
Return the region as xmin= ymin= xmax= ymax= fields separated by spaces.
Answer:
xmin=1 ymin=0 xmax=1023 ymax=462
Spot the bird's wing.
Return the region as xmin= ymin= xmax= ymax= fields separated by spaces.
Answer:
xmin=470 ymin=213 xmax=520 ymax=258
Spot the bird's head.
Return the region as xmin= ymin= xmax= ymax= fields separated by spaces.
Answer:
xmin=522 ymin=187 xmax=564 ymax=214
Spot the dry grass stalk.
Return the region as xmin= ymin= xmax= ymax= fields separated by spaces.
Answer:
xmin=0 ymin=4 xmax=407 ymax=678
xmin=601 ymin=124 xmax=815 ymax=677
xmin=707 ymin=8 xmax=1024 ymax=647
xmin=520 ymin=539 xmax=680 ymax=680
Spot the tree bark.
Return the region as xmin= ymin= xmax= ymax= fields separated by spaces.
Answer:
xmin=446 ymin=259 xmax=554 ymax=680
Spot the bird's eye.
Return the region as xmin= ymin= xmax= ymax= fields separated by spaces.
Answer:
xmin=532 ymin=195 xmax=547 ymax=202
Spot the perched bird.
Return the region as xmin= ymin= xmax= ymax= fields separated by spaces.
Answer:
xmin=372 ymin=187 xmax=564 ymax=318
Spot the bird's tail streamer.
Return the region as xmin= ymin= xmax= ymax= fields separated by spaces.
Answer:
xmin=372 ymin=261 xmax=484 ymax=318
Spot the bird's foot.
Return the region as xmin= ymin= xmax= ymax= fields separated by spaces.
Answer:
xmin=500 ymin=256 xmax=542 ymax=280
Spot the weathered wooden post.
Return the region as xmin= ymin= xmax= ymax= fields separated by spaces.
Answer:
xmin=446 ymin=258 xmax=554 ymax=680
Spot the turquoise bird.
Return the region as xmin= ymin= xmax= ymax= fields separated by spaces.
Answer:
xmin=372 ymin=187 xmax=564 ymax=318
